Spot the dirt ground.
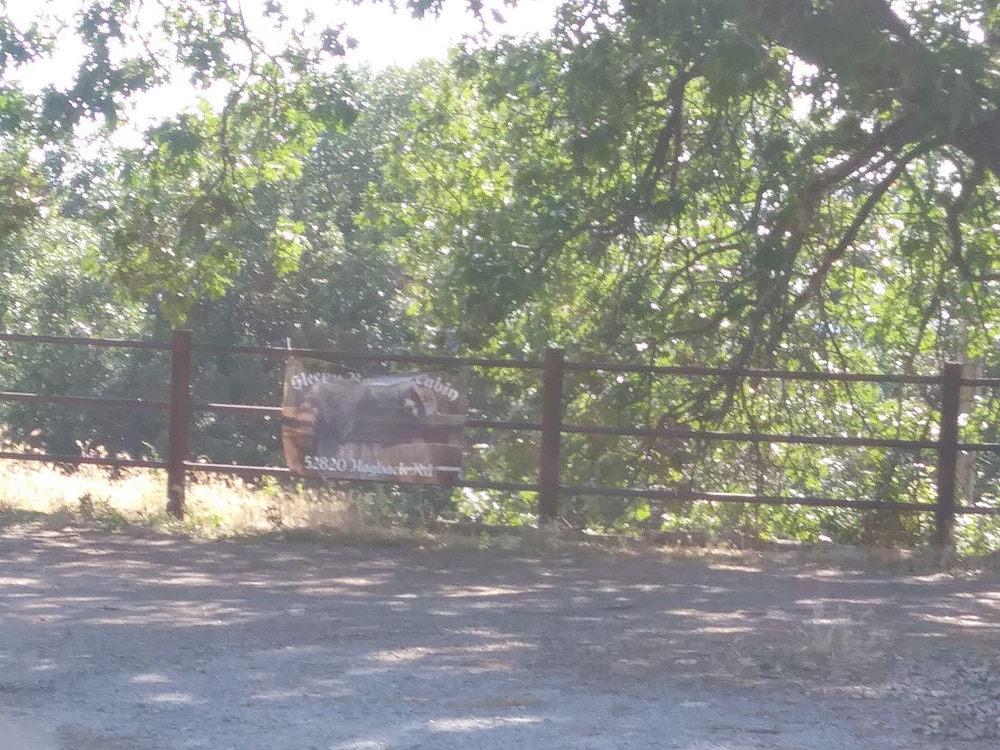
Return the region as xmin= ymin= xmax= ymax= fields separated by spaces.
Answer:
xmin=1 ymin=519 xmax=999 ymax=749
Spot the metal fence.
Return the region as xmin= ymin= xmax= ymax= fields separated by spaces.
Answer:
xmin=3 ymin=330 xmax=1000 ymax=546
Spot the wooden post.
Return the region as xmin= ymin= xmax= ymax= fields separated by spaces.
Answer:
xmin=538 ymin=347 xmax=565 ymax=524
xmin=957 ymin=361 xmax=982 ymax=506
xmin=166 ymin=329 xmax=193 ymax=519
xmin=935 ymin=362 xmax=962 ymax=547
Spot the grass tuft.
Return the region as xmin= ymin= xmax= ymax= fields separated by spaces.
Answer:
xmin=726 ymin=604 xmax=895 ymax=682
xmin=0 ymin=460 xmax=354 ymax=538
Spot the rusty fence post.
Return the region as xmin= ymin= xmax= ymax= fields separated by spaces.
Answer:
xmin=538 ymin=347 xmax=565 ymax=524
xmin=166 ymin=329 xmax=193 ymax=519
xmin=935 ymin=362 xmax=963 ymax=547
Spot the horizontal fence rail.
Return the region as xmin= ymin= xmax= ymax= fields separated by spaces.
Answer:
xmin=562 ymin=359 xmax=944 ymax=384
xmin=0 ymin=392 xmax=170 ymax=411
xmin=0 ymin=334 xmax=171 ymax=350
xmin=0 ymin=452 xmax=166 ymax=470
xmin=2 ymin=331 xmax=999 ymax=545
xmin=189 ymin=342 xmax=548 ymax=370
xmin=558 ymin=423 xmax=941 ymax=450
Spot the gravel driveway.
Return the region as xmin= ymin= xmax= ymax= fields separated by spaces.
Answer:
xmin=1 ymin=521 xmax=998 ymax=749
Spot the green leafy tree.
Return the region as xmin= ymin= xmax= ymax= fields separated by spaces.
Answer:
xmin=378 ymin=1 xmax=995 ymax=366
xmin=2 ymin=1 xmax=358 ymax=321
xmin=0 ymin=207 xmax=166 ymax=457
xmin=362 ymin=1 xmax=1000 ymax=542
xmin=5 ymin=0 xmax=1000 ymax=546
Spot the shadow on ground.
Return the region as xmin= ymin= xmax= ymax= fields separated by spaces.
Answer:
xmin=1 ymin=516 xmax=998 ymax=749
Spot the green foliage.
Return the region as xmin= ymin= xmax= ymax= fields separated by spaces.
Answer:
xmin=0 ymin=142 xmax=45 ymax=242
xmin=2 ymin=0 xmax=357 ymax=322
xmin=347 ymin=2 xmax=1000 ymax=545
xmin=4 ymin=1 xmax=1000 ymax=549
xmin=0 ymin=207 xmax=167 ymax=457
xmin=90 ymin=61 xmax=357 ymax=324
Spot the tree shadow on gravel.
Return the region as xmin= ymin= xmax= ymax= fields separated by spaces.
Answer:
xmin=1 ymin=519 xmax=998 ymax=749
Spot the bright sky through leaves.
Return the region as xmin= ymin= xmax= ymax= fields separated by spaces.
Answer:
xmin=312 ymin=1 xmax=560 ymax=68
xmin=5 ymin=0 xmax=559 ymax=144
xmin=6 ymin=1 xmax=560 ymax=84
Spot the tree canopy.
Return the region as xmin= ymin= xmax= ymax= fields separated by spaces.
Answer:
xmin=3 ymin=0 xmax=1000 ymax=548
xmin=4 ymin=1 xmax=997 ymax=345
xmin=429 ymin=0 xmax=1000 ymax=370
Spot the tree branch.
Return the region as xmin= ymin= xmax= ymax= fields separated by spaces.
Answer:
xmin=764 ymin=140 xmax=935 ymax=355
xmin=732 ymin=0 xmax=1000 ymax=176
xmin=944 ymin=161 xmax=997 ymax=281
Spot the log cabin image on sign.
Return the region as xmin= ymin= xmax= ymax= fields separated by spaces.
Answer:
xmin=281 ymin=357 xmax=467 ymax=484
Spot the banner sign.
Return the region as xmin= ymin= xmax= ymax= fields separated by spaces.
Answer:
xmin=281 ymin=356 xmax=466 ymax=484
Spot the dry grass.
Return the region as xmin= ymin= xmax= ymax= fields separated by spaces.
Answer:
xmin=0 ymin=462 xmax=744 ymax=563
xmin=725 ymin=604 xmax=895 ymax=682
xmin=0 ymin=460 xmax=565 ymax=552
xmin=2 ymin=459 xmax=997 ymax=577
xmin=0 ymin=459 xmax=361 ymax=536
